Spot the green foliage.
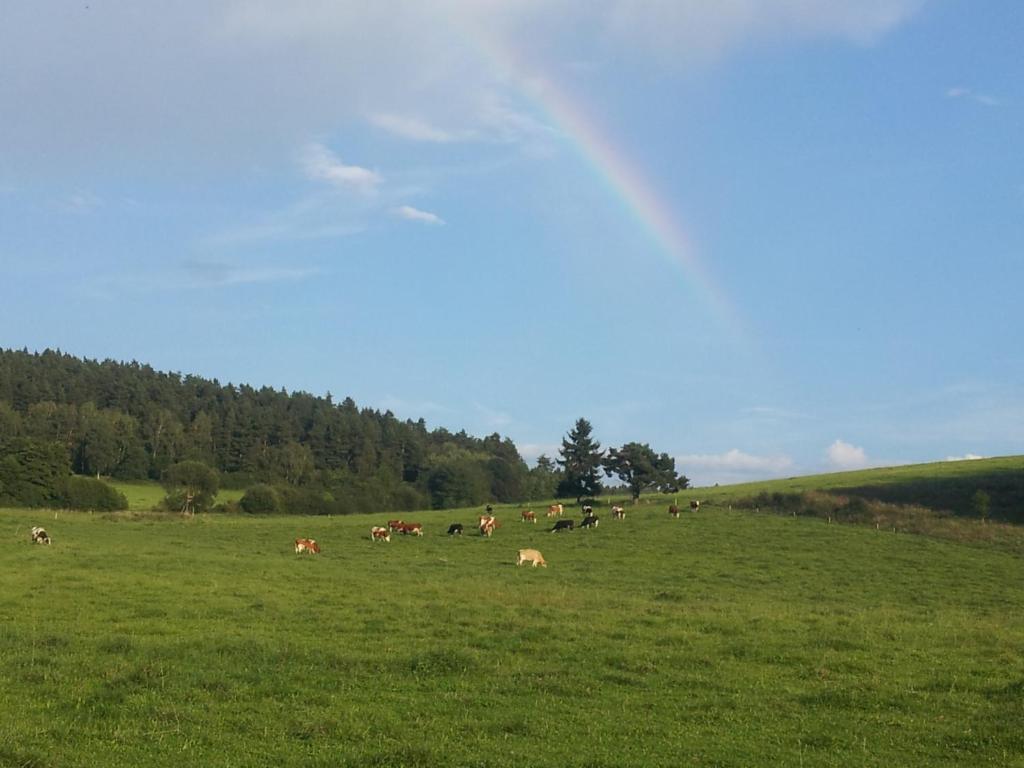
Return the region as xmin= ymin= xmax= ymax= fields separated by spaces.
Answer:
xmin=239 ymin=483 xmax=282 ymax=515
xmin=57 ymin=475 xmax=129 ymax=511
xmin=603 ymin=441 xmax=685 ymax=500
xmin=0 ymin=436 xmax=68 ymax=507
xmin=557 ymin=417 xmax=604 ymax=501
xmin=160 ymin=460 xmax=219 ymax=515
xmin=972 ymin=489 xmax=991 ymax=522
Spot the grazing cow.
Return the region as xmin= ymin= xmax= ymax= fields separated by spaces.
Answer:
xmin=582 ymin=504 xmax=593 ymax=515
xmin=398 ymin=522 xmax=424 ymax=536
xmin=611 ymin=505 xmax=625 ymax=519
xmin=387 ymin=519 xmax=405 ymax=532
xmin=690 ymin=500 xmax=701 ymax=512
xmin=551 ymin=519 xmax=574 ymax=533
xmin=546 ymin=503 xmax=564 ymax=518
xmin=669 ymin=505 xmax=680 ymax=518
xmin=30 ymin=526 xmax=51 ymax=545
xmin=447 ymin=523 xmax=464 ymax=536
xmin=479 ymin=515 xmax=497 ymax=537
xmin=516 ymin=548 xmax=547 ymax=568
xmin=370 ymin=526 xmax=391 ymax=542
xmin=580 ymin=514 xmax=599 ymax=529
xmin=295 ymin=538 xmax=320 ymax=554
xmin=521 ymin=510 xmax=536 ymax=524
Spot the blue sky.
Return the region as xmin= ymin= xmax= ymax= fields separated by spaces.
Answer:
xmin=1 ymin=1 xmax=1021 ymax=485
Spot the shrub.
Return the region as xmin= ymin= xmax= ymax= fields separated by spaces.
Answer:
xmin=240 ymin=484 xmax=282 ymax=515
xmin=57 ymin=476 xmax=129 ymax=511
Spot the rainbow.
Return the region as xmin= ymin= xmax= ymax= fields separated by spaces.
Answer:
xmin=464 ymin=25 xmax=743 ymax=338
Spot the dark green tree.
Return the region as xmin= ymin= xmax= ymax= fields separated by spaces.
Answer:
xmin=161 ymin=460 xmax=219 ymax=515
xmin=557 ymin=418 xmax=604 ymax=502
xmin=971 ymin=489 xmax=991 ymax=523
xmin=603 ymin=442 xmax=684 ymax=501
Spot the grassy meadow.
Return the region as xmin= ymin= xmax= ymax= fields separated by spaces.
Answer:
xmin=2 ymin=496 xmax=1023 ymax=767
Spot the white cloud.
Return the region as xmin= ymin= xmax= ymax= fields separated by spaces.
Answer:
xmin=946 ymin=87 xmax=999 ymax=107
xmin=301 ymin=143 xmax=381 ymax=193
xmin=518 ymin=443 xmax=561 ymax=465
xmin=826 ymin=439 xmax=869 ymax=469
xmin=369 ymin=113 xmax=469 ymax=143
xmin=185 ymin=261 xmax=319 ymax=287
xmin=393 ymin=205 xmax=445 ymax=225
xmin=945 ymin=453 xmax=985 ymax=462
xmin=676 ymin=448 xmax=794 ymax=485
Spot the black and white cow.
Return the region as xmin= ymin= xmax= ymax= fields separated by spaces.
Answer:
xmin=580 ymin=515 xmax=599 ymax=529
xmin=551 ymin=519 xmax=575 ymax=533
xmin=30 ymin=526 xmax=51 ymax=545
xmin=447 ymin=523 xmax=464 ymax=536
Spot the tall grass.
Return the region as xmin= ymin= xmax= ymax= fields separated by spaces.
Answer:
xmin=1 ymin=503 xmax=1022 ymax=767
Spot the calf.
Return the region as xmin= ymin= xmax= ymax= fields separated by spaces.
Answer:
xmin=690 ymin=500 xmax=701 ymax=512
xmin=580 ymin=514 xmax=599 ymax=529
xmin=550 ymin=519 xmax=574 ymax=533
xmin=521 ymin=510 xmax=536 ymax=523
xmin=516 ymin=548 xmax=547 ymax=568
xmin=669 ymin=505 xmax=680 ymax=518
xmin=447 ymin=523 xmax=464 ymax=536
xmin=30 ymin=526 xmax=51 ymax=545
xmin=295 ymin=537 xmax=320 ymax=554
xmin=611 ymin=505 xmax=625 ymax=519
xmin=370 ymin=526 xmax=391 ymax=542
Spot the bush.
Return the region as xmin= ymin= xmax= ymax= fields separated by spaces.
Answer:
xmin=57 ymin=475 xmax=129 ymax=511
xmin=240 ymin=484 xmax=282 ymax=515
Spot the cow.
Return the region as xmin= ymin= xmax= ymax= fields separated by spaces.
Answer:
xmin=387 ymin=519 xmax=405 ymax=532
xmin=582 ymin=504 xmax=593 ymax=515
xmin=669 ymin=505 xmax=680 ymax=518
xmin=398 ymin=522 xmax=424 ymax=536
xmin=30 ymin=526 xmax=51 ymax=545
xmin=447 ymin=523 xmax=464 ymax=536
xmin=370 ymin=526 xmax=391 ymax=542
xmin=690 ymin=500 xmax=701 ymax=512
xmin=295 ymin=538 xmax=320 ymax=554
xmin=516 ymin=548 xmax=547 ymax=568
xmin=521 ymin=510 xmax=536 ymax=523
xmin=546 ymin=503 xmax=564 ymax=518
xmin=551 ymin=519 xmax=574 ymax=533
xmin=580 ymin=514 xmax=599 ymax=529
xmin=479 ymin=515 xmax=497 ymax=537
xmin=611 ymin=505 xmax=625 ymax=519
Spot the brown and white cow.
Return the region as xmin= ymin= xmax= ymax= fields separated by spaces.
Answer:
xmin=611 ymin=505 xmax=625 ymax=519
xmin=370 ymin=526 xmax=391 ymax=542
xmin=397 ymin=522 xmax=424 ymax=536
xmin=295 ymin=537 xmax=320 ymax=554
xmin=30 ymin=526 xmax=51 ymax=545
xmin=516 ymin=548 xmax=547 ymax=568
xmin=546 ymin=503 xmax=564 ymax=518
xmin=668 ymin=505 xmax=680 ymax=518
xmin=479 ymin=515 xmax=497 ymax=537
xmin=690 ymin=500 xmax=701 ymax=512
xmin=387 ymin=519 xmax=405 ymax=532
xmin=521 ymin=510 xmax=536 ymax=523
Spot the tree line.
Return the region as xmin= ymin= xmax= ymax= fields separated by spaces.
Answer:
xmin=0 ymin=349 xmax=686 ymax=514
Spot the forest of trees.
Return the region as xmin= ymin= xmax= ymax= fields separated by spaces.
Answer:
xmin=0 ymin=349 xmax=686 ymax=514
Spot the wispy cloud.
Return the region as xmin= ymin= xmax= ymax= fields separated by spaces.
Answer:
xmin=65 ymin=190 xmax=102 ymax=213
xmin=826 ymin=439 xmax=869 ymax=470
xmin=393 ymin=205 xmax=445 ymax=225
xmin=946 ymin=86 xmax=1000 ymax=107
xmin=369 ymin=113 xmax=472 ymax=143
xmin=473 ymin=401 xmax=512 ymax=429
xmin=945 ymin=453 xmax=985 ymax=462
xmin=301 ymin=142 xmax=382 ymax=192
xmin=184 ymin=261 xmax=319 ymax=287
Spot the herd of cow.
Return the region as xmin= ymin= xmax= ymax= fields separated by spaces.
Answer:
xmin=290 ymin=499 xmax=702 ymax=568
xmin=27 ymin=501 xmax=702 ymax=569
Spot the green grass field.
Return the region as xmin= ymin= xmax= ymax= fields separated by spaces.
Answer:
xmin=2 ymin=497 xmax=1023 ymax=767
xmin=109 ymin=481 xmax=245 ymax=512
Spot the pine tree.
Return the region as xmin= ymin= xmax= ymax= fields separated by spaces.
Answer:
xmin=557 ymin=418 xmax=604 ymax=502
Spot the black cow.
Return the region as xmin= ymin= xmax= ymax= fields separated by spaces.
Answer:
xmin=580 ymin=515 xmax=599 ymax=529
xmin=447 ymin=523 xmax=464 ymax=536
xmin=551 ymin=519 xmax=575 ymax=533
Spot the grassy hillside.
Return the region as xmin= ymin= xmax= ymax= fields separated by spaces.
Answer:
xmin=2 ymin=504 xmax=1022 ymax=767
xmin=109 ymin=480 xmax=244 ymax=512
